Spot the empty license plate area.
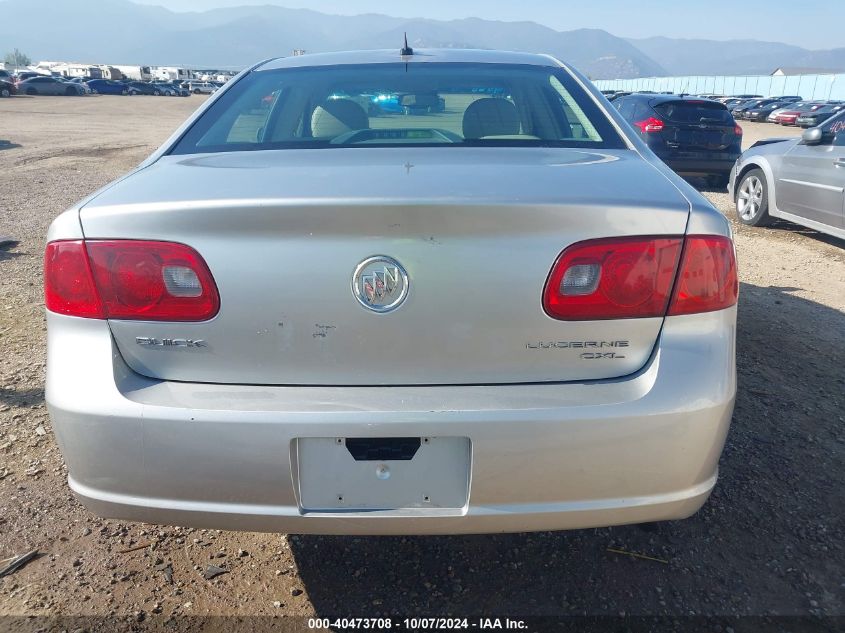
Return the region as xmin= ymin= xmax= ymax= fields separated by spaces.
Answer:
xmin=296 ymin=437 xmax=471 ymax=512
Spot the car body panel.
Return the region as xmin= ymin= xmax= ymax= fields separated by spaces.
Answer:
xmin=47 ymin=307 xmax=735 ymax=534
xmin=729 ymin=116 xmax=845 ymax=238
xmin=80 ymin=147 xmax=691 ymax=386
xmin=778 ymin=143 xmax=845 ymax=229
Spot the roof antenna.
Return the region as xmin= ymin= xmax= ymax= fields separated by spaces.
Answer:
xmin=400 ymin=32 xmax=414 ymax=56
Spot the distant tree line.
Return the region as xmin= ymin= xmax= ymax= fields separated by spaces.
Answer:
xmin=4 ymin=49 xmax=31 ymax=67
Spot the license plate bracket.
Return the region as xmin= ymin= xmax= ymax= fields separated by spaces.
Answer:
xmin=296 ymin=437 xmax=471 ymax=512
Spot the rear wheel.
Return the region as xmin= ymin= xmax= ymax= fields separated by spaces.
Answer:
xmin=735 ymin=169 xmax=772 ymax=226
xmin=193 ymin=88 xmax=201 ymax=94
xmin=154 ymin=89 xmax=161 ymax=96
xmin=0 ymin=86 xmax=10 ymax=98
xmin=121 ymin=88 xmax=128 ymax=95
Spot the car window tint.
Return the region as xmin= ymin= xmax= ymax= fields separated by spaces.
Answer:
xmin=652 ymin=101 xmax=733 ymax=124
xmin=171 ymin=63 xmax=626 ymax=154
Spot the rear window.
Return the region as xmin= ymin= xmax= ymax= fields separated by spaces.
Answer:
xmin=652 ymin=101 xmax=734 ymax=125
xmin=170 ymin=63 xmax=625 ymax=154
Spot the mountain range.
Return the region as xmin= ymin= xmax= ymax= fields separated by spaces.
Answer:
xmin=2 ymin=0 xmax=844 ymax=79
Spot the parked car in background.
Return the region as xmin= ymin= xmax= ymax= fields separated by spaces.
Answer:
xmin=732 ymin=94 xmax=763 ymax=99
xmin=151 ymin=82 xmax=183 ymax=96
xmin=0 ymin=69 xmax=12 ymax=81
xmin=0 ymin=79 xmax=16 ymax=97
xmin=44 ymin=49 xmax=737 ymax=535
xmin=13 ymin=71 xmax=44 ymax=84
xmin=730 ymin=110 xmax=845 ymax=239
xmin=126 ymin=81 xmax=157 ymax=96
xmin=742 ymin=99 xmax=790 ymax=121
xmin=774 ymin=102 xmax=826 ymax=126
xmin=186 ymin=81 xmax=217 ymax=94
xmin=86 ymin=79 xmax=129 ymax=95
xmin=768 ymin=95 xmax=802 ymax=103
xmin=766 ymin=101 xmax=810 ymax=123
xmin=722 ymin=98 xmax=747 ymax=109
xmin=609 ymin=91 xmax=632 ymax=102
xmin=614 ymin=94 xmax=742 ymax=186
xmin=797 ymin=103 xmax=845 ymax=128
xmin=18 ymin=76 xmax=86 ymax=96
xmin=731 ymin=99 xmax=767 ymax=117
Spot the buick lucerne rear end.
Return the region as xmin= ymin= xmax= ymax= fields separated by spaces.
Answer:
xmin=45 ymin=50 xmax=737 ymax=535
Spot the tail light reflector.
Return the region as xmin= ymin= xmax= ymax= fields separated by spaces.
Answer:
xmin=44 ymin=241 xmax=105 ymax=318
xmin=543 ymin=235 xmax=737 ymax=321
xmin=634 ymin=117 xmax=665 ymax=133
xmin=543 ymin=237 xmax=683 ymax=320
xmin=668 ymin=236 xmax=737 ymax=315
xmin=44 ymin=240 xmax=219 ymax=321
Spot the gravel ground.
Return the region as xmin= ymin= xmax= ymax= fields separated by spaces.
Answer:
xmin=0 ymin=96 xmax=843 ymax=628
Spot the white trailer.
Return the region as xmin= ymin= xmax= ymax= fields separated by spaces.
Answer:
xmin=113 ymin=65 xmax=152 ymax=81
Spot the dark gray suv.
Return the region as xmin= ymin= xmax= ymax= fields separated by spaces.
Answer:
xmin=614 ymin=94 xmax=743 ymax=187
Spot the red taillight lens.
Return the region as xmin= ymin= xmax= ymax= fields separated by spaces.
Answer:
xmin=44 ymin=241 xmax=105 ymax=318
xmin=734 ymin=124 xmax=743 ymax=136
xmin=668 ymin=236 xmax=737 ymax=316
xmin=44 ymin=240 xmax=219 ymax=321
xmin=634 ymin=117 xmax=665 ymax=133
xmin=543 ymin=235 xmax=737 ymax=321
xmin=543 ymin=237 xmax=684 ymax=321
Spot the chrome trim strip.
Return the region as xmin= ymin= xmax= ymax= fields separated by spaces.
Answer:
xmin=778 ymin=178 xmax=844 ymax=193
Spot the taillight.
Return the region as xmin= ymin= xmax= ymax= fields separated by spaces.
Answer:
xmin=44 ymin=240 xmax=219 ymax=321
xmin=543 ymin=237 xmax=683 ymax=321
xmin=668 ymin=236 xmax=737 ymax=316
xmin=44 ymin=241 xmax=105 ymax=318
xmin=734 ymin=124 xmax=743 ymax=136
xmin=634 ymin=117 xmax=665 ymax=133
xmin=543 ymin=235 xmax=737 ymax=321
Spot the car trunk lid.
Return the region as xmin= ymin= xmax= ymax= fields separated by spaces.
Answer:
xmin=80 ymin=147 xmax=690 ymax=386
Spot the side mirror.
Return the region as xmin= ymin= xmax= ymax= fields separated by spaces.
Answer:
xmin=802 ymin=127 xmax=824 ymax=145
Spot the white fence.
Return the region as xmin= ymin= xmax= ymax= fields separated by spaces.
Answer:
xmin=594 ymin=74 xmax=845 ymax=101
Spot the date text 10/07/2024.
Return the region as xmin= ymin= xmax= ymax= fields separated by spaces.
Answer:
xmin=308 ymin=618 xmax=529 ymax=630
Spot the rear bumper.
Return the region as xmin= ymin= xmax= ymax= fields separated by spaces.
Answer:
xmin=660 ymin=155 xmax=738 ymax=177
xmin=47 ymin=309 xmax=736 ymax=535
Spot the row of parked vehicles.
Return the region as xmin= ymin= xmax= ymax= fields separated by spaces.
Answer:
xmin=601 ymin=89 xmax=845 ymax=240
xmin=603 ymin=90 xmax=844 ymax=129
xmin=728 ymin=97 xmax=844 ymax=127
xmin=0 ymin=69 xmax=222 ymax=97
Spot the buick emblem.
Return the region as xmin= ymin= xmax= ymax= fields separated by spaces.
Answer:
xmin=352 ymin=256 xmax=409 ymax=313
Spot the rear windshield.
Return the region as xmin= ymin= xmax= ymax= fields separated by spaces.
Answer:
xmin=170 ymin=63 xmax=625 ymax=154
xmin=652 ymin=101 xmax=734 ymax=124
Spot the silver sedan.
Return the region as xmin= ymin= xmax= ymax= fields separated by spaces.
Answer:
xmin=45 ymin=49 xmax=737 ymax=535
xmin=18 ymin=75 xmax=86 ymax=96
xmin=730 ymin=110 xmax=845 ymax=239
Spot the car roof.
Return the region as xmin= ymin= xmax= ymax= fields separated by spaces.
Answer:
xmin=257 ymin=48 xmax=560 ymax=71
xmin=621 ymin=94 xmax=728 ymax=107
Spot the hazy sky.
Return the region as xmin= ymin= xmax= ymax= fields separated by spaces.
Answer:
xmin=133 ymin=0 xmax=844 ymax=49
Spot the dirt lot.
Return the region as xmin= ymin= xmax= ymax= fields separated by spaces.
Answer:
xmin=0 ymin=95 xmax=843 ymax=628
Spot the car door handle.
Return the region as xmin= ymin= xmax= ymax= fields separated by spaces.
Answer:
xmin=836 ymin=158 xmax=845 ymax=168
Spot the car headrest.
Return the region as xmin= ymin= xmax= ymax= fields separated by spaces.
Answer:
xmin=311 ymin=99 xmax=369 ymax=139
xmin=462 ymin=98 xmax=520 ymax=139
